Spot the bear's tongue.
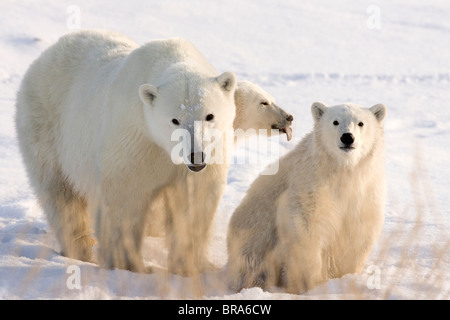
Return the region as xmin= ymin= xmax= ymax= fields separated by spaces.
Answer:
xmin=282 ymin=126 xmax=293 ymax=141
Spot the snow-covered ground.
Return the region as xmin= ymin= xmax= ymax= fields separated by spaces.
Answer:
xmin=0 ymin=0 xmax=449 ymax=299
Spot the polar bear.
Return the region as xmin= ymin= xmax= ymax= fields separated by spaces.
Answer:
xmin=146 ymin=80 xmax=293 ymax=237
xmin=15 ymin=29 xmax=237 ymax=275
xmin=233 ymin=81 xmax=293 ymax=141
xmin=226 ymin=102 xmax=387 ymax=293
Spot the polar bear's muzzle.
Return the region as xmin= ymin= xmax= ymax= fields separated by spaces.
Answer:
xmin=271 ymin=113 xmax=293 ymax=141
xmin=187 ymin=152 xmax=207 ymax=172
xmin=187 ymin=164 xmax=207 ymax=172
xmin=339 ymin=132 xmax=355 ymax=152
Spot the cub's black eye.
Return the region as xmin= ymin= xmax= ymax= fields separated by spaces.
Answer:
xmin=205 ymin=114 xmax=214 ymax=121
xmin=358 ymin=122 xmax=364 ymax=127
xmin=172 ymin=119 xmax=180 ymax=125
xmin=333 ymin=120 xmax=339 ymax=126
xmin=261 ymin=101 xmax=269 ymax=106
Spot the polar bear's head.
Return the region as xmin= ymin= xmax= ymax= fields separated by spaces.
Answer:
xmin=311 ymin=102 xmax=387 ymax=167
xmin=139 ymin=71 xmax=237 ymax=172
xmin=234 ymin=81 xmax=293 ymax=141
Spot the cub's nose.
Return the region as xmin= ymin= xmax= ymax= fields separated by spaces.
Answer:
xmin=286 ymin=114 xmax=294 ymax=122
xmin=189 ymin=152 xmax=206 ymax=165
xmin=340 ymin=133 xmax=354 ymax=146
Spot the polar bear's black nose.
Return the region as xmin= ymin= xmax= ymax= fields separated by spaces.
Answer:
xmin=189 ymin=152 xmax=205 ymax=165
xmin=340 ymin=133 xmax=355 ymax=146
xmin=286 ymin=115 xmax=293 ymax=122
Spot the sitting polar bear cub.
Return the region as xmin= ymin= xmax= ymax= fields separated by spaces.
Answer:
xmin=227 ymin=101 xmax=387 ymax=293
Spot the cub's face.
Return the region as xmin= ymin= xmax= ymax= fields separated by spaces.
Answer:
xmin=139 ymin=72 xmax=236 ymax=172
xmin=312 ymin=102 xmax=386 ymax=167
xmin=235 ymin=81 xmax=293 ymax=140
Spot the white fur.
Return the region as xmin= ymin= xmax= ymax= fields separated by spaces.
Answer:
xmin=233 ymin=81 xmax=292 ymax=139
xmin=226 ymin=102 xmax=387 ymax=293
xmin=146 ymin=80 xmax=293 ymax=237
xmin=15 ymin=29 xmax=237 ymax=274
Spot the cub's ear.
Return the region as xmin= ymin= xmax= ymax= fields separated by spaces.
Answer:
xmin=139 ymin=84 xmax=158 ymax=107
xmin=216 ymin=71 xmax=237 ymax=93
xmin=369 ymin=103 xmax=387 ymax=122
xmin=311 ymin=102 xmax=328 ymax=122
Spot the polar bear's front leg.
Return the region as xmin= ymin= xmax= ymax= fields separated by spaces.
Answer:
xmin=276 ymin=191 xmax=327 ymax=293
xmin=283 ymin=242 xmax=325 ymax=294
xmin=94 ymin=187 xmax=150 ymax=273
xmin=165 ymin=173 xmax=225 ymax=276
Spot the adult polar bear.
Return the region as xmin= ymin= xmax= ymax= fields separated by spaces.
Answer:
xmin=227 ymin=102 xmax=387 ymax=293
xmin=146 ymin=80 xmax=294 ymax=237
xmin=16 ymin=30 xmax=237 ymax=274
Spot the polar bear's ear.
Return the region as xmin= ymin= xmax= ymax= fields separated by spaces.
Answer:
xmin=311 ymin=102 xmax=328 ymax=122
xmin=216 ymin=72 xmax=237 ymax=93
xmin=369 ymin=103 xmax=387 ymax=122
xmin=139 ymin=84 xmax=158 ymax=107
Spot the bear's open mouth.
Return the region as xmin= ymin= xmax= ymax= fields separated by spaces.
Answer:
xmin=271 ymin=124 xmax=293 ymax=141
xmin=280 ymin=127 xmax=293 ymax=141
xmin=187 ymin=163 xmax=207 ymax=172
xmin=340 ymin=146 xmax=355 ymax=152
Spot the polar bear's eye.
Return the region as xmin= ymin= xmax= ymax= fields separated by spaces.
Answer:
xmin=261 ymin=101 xmax=269 ymax=106
xmin=205 ymin=114 xmax=214 ymax=121
xmin=172 ymin=119 xmax=180 ymax=125
xmin=358 ymin=122 xmax=364 ymax=127
xmin=333 ymin=120 xmax=339 ymax=126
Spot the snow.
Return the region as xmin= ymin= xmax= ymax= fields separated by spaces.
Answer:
xmin=0 ymin=0 xmax=449 ymax=300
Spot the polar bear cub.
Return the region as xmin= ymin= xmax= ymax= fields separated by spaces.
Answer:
xmin=227 ymin=102 xmax=387 ymax=293
xmin=233 ymin=81 xmax=293 ymax=141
